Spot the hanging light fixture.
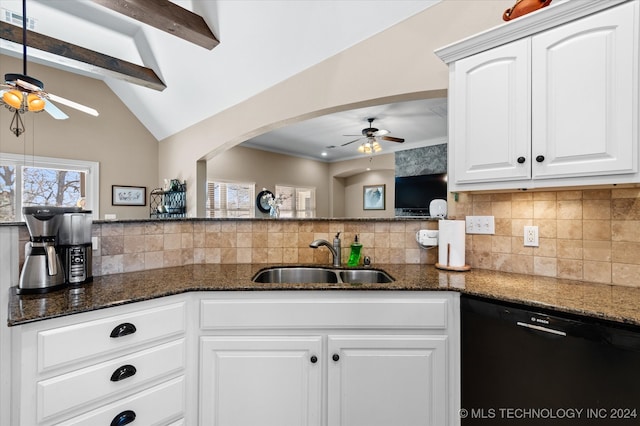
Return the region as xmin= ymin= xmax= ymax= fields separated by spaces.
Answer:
xmin=2 ymin=76 xmax=47 ymax=137
xmin=357 ymin=137 xmax=382 ymax=154
xmin=0 ymin=0 xmax=98 ymax=137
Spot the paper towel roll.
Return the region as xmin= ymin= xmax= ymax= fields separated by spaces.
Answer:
xmin=438 ymin=220 xmax=467 ymax=268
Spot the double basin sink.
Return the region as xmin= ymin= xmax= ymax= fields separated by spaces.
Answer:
xmin=253 ymin=266 xmax=394 ymax=284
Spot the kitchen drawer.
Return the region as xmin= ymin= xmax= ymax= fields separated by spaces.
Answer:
xmin=53 ymin=376 xmax=185 ymax=426
xmin=38 ymin=302 xmax=186 ymax=372
xmin=201 ymin=293 xmax=449 ymax=330
xmin=38 ymin=339 xmax=184 ymax=423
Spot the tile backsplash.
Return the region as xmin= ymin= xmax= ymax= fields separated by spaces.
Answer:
xmin=453 ymin=188 xmax=640 ymax=286
xmin=15 ymin=220 xmax=438 ymax=277
xmin=14 ymin=187 xmax=640 ymax=287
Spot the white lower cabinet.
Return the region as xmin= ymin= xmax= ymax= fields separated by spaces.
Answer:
xmin=54 ymin=376 xmax=185 ymax=426
xmin=200 ymin=336 xmax=323 ymax=426
xmin=198 ymin=291 xmax=460 ymax=426
xmin=11 ymin=291 xmax=461 ymax=426
xmin=11 ymin=296 xmax=187 ymax=425
xmin=327 ymin=335 xmax=447 ymax=426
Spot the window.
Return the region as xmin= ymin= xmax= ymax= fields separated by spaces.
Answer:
xmin=276 ymin=185 xmax=316 ymax=218
xmin=207 ymin=181 xmax=255 ymax=218
xmin=0 ymin=153 xmax=99 ymax=222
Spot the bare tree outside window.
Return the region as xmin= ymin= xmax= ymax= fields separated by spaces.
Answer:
xmin=0 ymin=154 xmax=98 ymax=223
xmin=0 ymin=165 xmax=15 ymax=221
xmin=22 ymin=167 xmax=84 ymax=208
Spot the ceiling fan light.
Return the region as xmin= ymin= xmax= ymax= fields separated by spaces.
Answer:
xmin=27 ymin=94 xmax=45 ymax=112
xmin=3 ymin=90 xmax=23 ymax=109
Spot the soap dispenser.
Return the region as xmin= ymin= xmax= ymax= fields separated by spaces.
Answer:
xmin=333 ymin=232 xmax=342 ymax=267
xmin=347 ymin=235 xmax=363 ymax=267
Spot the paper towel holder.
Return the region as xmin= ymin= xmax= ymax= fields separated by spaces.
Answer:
xmin=435 ymin=242 xmax=471 ymax=272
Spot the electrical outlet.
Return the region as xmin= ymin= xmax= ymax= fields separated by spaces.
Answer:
xmin=465 ymin=216 xmax=495 ymax=235
xmin=524 ymin=225 xmax=539 ymax=247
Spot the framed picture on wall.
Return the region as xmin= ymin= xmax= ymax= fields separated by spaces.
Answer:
xmin=363 ymin=184 xmax=385 ymax=210
xmin=112 ymin=185 xmax=146 ymax=206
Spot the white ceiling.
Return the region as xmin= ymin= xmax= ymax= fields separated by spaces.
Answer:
xmin=0 ymin=0 xmax=442 ymax=141
xmin=241 ymin=97 xmax=448 ymax=162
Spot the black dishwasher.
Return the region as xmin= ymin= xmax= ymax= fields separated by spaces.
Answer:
xmin=461 ymin=295 xmax=640 ymax=425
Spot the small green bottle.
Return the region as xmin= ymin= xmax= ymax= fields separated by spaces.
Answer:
xmin=347 ymin=235 xmax=363 ymax=267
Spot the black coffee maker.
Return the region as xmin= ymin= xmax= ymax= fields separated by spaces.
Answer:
xmin=57 ymin=208 xmax=93 ymax=285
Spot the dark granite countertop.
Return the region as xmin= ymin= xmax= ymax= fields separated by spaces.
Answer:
xmin=8 ymin=263 xmax=640 ymax=327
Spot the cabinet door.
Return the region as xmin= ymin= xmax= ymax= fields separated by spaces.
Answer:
xmin=200 ymin=336 xmax=322 ymax=426
xmin=532 ymin=1 xmax=638 ymax=179
xmin=327 ymin=335 xmax=448 ymax=426
xmin=451 ymin=38 xmax=531 ymax=186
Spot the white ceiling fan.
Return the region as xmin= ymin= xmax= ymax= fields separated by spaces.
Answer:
xmin=0 ymin=0 xmax=99 ymax=137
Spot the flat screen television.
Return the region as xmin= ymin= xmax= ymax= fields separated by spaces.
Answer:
xmin=394 ymin=173 xmax=447 ymax=214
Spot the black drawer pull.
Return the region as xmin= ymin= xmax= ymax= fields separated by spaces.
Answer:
xmin=110 ymin=364 xmax=137 ymax=382
xmin=310 ymin=355 xmax=318 ymax=364
xmin=536 ymin=155 xmax=545 ymax=163
xmin=332 ymin=353 xmax=340 ymax=362
xmin=110 ymin=410 xmax=136 ymax=426
xmin=517 ymin=156 xmax=526 ymax=164
xmin=110 ymin=322 xmax=137 ymax=338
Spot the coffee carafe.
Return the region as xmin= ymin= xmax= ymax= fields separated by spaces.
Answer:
xmin=19 ymin=206 xmax=68 ymax=293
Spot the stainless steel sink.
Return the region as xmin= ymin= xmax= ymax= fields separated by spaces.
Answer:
xmin=252 ymin=266 xmax=394 ymax=284
xmin=339 ymin=269 xmax=394 ymax=284
xmin=252 ymin=267 xmax=339 ymax=283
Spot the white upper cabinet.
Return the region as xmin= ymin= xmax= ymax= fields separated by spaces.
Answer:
xmin=438 ymin=0 xmax=639 ymax=191
xmin=531 ymin=3 xmax=636 ymax=179
xmin=451 ymin=39 xmax=531 ymax=184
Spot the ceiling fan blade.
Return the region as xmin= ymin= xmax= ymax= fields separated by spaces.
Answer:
xmin=44 ymin=99 xmax=69 ymax=120
xmin=374 ymin=129 xmax=389 ymax=136
xmin=16 ymin=78 xmax=41 ymax=92
xmin=47 ymin=93 xmax=99 ymax=117
xmin=341 ymin=137 xmax=363 ymax=147
xmin=381 ymin=135 xmax=405 ymax=143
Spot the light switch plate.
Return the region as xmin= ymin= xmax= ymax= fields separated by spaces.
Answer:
xmin=524 ymin=225 xmax=539 ymax=247
xmin=465 ymin=216 xmax=495 ymax=234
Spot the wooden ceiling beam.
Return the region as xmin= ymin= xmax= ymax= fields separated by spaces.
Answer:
xmin=91 ymin=0 xmax=219 ymax=50
xmin=0 ymin=21 xmax=166 ymax=91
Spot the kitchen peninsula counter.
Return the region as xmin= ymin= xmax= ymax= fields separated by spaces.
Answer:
xmin=8 ymin=264 xmax=640 ymax=327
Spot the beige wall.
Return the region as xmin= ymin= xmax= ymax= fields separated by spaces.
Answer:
xmin=0 ymin=57 xmax=158 ymax=220
xmin=206 ymin=146 xmax=330 ymax=216
xmin=158 ymin=0 xmax=512 ymax=217
xmin=344 ymin=171 xmax=396 ymax=218
xmin=206 ymin=146 xmax=400 ymax=218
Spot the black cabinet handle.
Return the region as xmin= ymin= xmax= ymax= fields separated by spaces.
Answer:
xmin=536 ymin=155 xmax=545 ymax=163
xmin=310 ymin=355 xmax=318 ymax=364
xmin=110 ymin=364 xmax=137 ymax=382
xmin=332 ymin=354 xmax=340 ymax=362
xmin=517 ymin=156 xmax=526 ymax=164
xmin=110 ymin=410 xmax=136 ymax=426
xmin=110 ymin=322 xmax=137 ymax=338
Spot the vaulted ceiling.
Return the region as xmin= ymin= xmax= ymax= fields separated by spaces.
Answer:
xmin=0 ymin=0 xmax=441 ymax=141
